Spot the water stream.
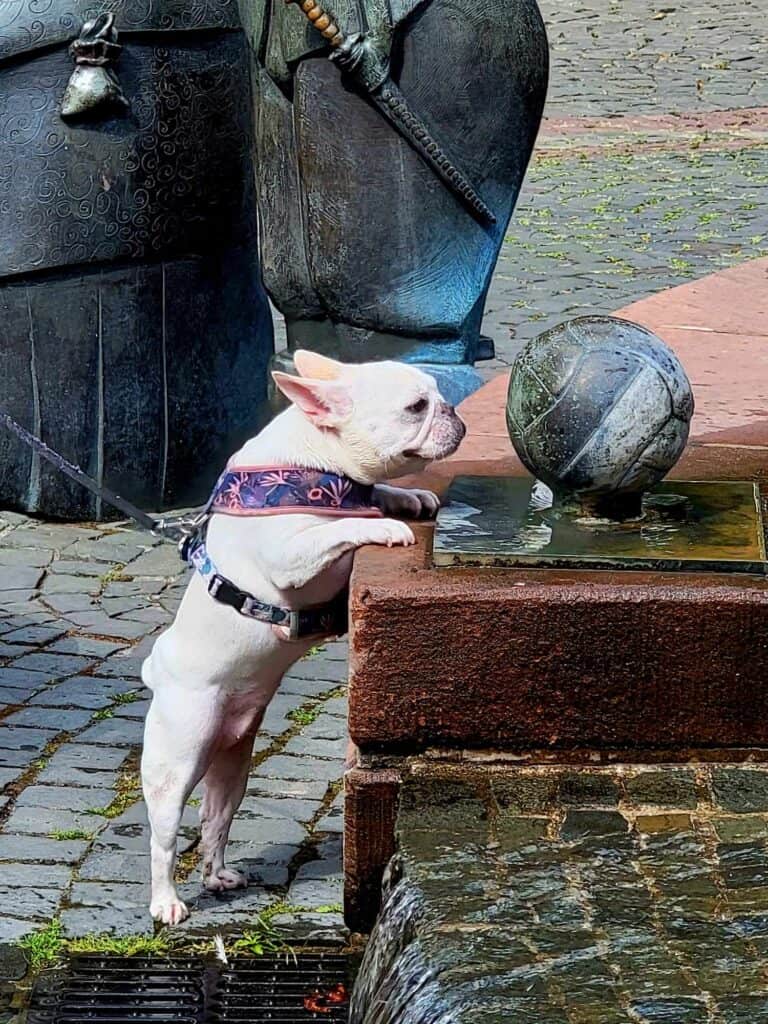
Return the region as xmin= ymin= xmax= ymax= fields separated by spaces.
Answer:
xmin=350 ymin=765 xmax=768 ymax=1024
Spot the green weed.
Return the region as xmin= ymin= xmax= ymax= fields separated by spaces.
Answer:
xmin=99 ymin=564 xmax=128 ymax=586
xmin=288 ymin=705 xmax=320 ymax=727
xmin=67 ymin=933 xmax=172 ymax=958
xmin=113 ymin=691 xmax=143 ymax=706
xmin=19 ymin=919 xmax=64 ymax=970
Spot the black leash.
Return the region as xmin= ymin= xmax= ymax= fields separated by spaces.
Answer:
xmin=0 ymin=412 xmax=195 ymax=543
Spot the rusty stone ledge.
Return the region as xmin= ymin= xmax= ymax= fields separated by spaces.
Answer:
xmin=345 ymin=768 xmax=402 ymax=934
xmin=349 ymin=537 xmax=768 ymax=754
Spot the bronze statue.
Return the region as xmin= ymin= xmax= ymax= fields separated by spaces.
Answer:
xmin=0 ymin=0 xmax=273 ymax=519
xmin=240 ymin=0 xmax=549 ymax=404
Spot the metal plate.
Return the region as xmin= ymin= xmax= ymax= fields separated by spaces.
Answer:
xmin=27 ymin=955 xmax=350 ymax=1024
xmin=434 ymin=476 xmax=767 ymax=574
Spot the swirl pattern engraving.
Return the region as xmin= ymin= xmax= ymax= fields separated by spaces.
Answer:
xmin=0 ymin=0 xmax=239 ymax=62
xmin=0 ymin=32 xmax=253 ymax=276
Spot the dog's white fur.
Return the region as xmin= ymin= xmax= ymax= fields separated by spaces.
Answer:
xmin=140 ymin=352 xmax=465 ymax=924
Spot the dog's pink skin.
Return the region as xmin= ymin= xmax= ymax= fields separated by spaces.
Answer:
xmin=141 ymin=355 xmax=465 ymax=925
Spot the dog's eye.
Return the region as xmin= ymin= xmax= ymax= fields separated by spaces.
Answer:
xmin=407 ymin=398 xmax=429 ymax=415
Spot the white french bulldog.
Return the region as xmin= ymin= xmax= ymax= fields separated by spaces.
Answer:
xmin=140 ymin=351 xmax=466 ymax=924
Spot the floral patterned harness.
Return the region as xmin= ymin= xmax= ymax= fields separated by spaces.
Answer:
xmin=209 ymin=467 xmax=384 ymax=519
xmin=181 ymin=466 xmax=383 ymax=641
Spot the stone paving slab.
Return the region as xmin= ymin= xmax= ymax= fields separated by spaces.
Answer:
xmin=482 ymin=144 xmax=768 ymax=375
xmin=538 ymin=0 xmax=767 ymax=119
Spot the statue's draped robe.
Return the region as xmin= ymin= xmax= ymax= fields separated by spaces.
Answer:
xmin=240 ymin=0 xmax=548 ymax=361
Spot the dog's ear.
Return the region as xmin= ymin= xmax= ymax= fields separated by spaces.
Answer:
xmin=293 ymin=350 xmax=344 ymax=381
xmin=272 ymin=372 xmax=352 ymax=427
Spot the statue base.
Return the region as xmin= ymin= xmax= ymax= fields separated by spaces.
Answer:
xmin=433 ymin=476 xmax=766 ymax=575
xmin=271 ymin=318 xmax=492 ymax=407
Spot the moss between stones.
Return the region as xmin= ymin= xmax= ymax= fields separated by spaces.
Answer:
xmin=16 ymin=899 xmax=345 ymax=972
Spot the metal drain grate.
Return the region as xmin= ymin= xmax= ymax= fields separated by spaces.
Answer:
xmin=214 ymin=958 xmax=349 ymax=1022
xmin=28 ymin=955 xmax=350 ymax=1024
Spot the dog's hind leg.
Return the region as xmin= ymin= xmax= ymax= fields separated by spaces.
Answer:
xmin=141 ymin=691 xmax=219 ymax=925
xmin=200 ymin=733 xmax=256 ymax=892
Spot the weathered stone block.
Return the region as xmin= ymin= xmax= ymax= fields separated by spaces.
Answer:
xmin=251 ymin=755 xmax=343 ymax=783
xmin=60 ymin=906 xmax=151 ymax=938
xmin=559 ymin=770 xmax=620 ymax=806
xmin=245 ymin=777 xmax=330 ymax=801
xmin=77 ymin=851 xmax=151 ymax=883
xmin=226 ymin=817 xmax=305 ymax=846
xmin=0 ymin=886 xmax=61 ymax=921
xmin=1 ymin=863 xmax=70 ymax=888
xmin=4 ymin=707 xmax=92 ymax=732
xmin=238 ymin=795 xmax=319 ymax=823
xmin=3 ymin=806 xmax=98 ymax=837
xmin=12 ymin=653 xmax=93 ymax=679
xmin=268 ymin=912 xmax=347 ymax=946
xmin=625 ymin=769 xmax=698 ymax=808
xmin=0 ymin=834 xmax=87 ymax=863
xmin=560 ymin=810 xmax=629 ymax=842
xmin=711 ymin=767 xmax=768 ymax=812
xmin=349 ymin=541 xmax=768 ymax=753
xmin=76 ymin=718 xmax=144 ymax=747
xmin=69 ymin=881 xmax=148 ymax=908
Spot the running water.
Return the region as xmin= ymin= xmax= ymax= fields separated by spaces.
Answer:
xmin=349 ymin=862 xmax=456 ymax=1024
xmin=350 ymin=765 xmax=768 ymax=1023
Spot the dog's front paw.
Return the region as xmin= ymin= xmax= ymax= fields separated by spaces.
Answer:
xmin=374 ymin=485 xmax=440 ymax=520
xmin=150 ymin=895 xmax=189 ymax=926
xmin=204 ymin=867 xmax=248 ymax=892
xmin=408 ymin=488 xmax=441 ymax=519
xmin=362 ymin=518 xmax=416 ymax=549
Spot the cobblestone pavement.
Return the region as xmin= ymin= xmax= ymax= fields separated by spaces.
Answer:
xmin=0 ymin=510 xmax=347 ymax=968
xmin=356 ymin=765 xmax=768 ymax=1023
xmin=477 ymin=0 xmax=768 ymax=374
xmin=483 ymin=140 xmax=768 ymax=373
xmin=540 ymin=0 xmax=767 ymax=118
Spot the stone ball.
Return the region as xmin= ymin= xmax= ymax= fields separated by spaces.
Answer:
xmin=506 ymin=316 xmax=694 ymax=502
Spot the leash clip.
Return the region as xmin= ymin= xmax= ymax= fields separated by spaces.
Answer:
xmin=152 ymin=510 xmax=210 ymax=550
xmin=288 ymin=611 xmax=302 ymax=642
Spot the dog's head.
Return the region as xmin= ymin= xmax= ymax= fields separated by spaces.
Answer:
xmin=272 ymin=351 xmax=466 ymax=483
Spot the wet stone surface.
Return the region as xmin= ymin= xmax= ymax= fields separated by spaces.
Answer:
xmin=352 ymin=766 xmax=768 ymax=1024
xmin=0 ymin=510 xmax=347 ymax=966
